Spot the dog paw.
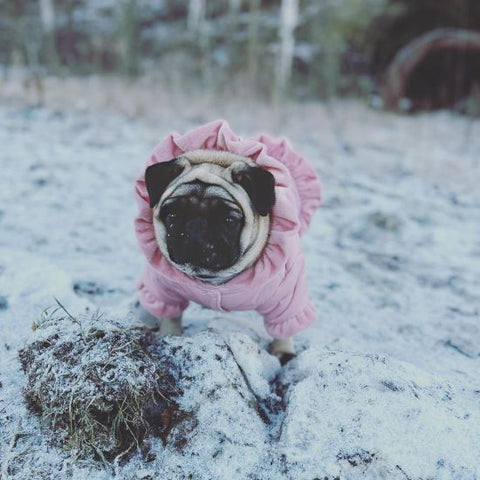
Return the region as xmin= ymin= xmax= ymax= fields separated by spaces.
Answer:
xmin=276 ymin=352 xmax=296 ymax=366
xmin=157 ymin=317 xmax=183 ymax=337
xmin=268 ymin=338 xmax=295 ymax=365
xmin=132 ymin=301 xmax=183 ymax=336
xmin=132 ymin=300 xmax=162 ymax=329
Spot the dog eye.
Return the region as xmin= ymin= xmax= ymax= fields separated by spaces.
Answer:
xmin=166 ymin=213 xmax=176 ymax=220
xmin=225 ymin=216 xmax=235 ymax=224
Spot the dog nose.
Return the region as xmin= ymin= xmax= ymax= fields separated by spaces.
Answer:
xmin=184 ymin=217 xmax=208 ymax=242
xmin=203 ymin=251 xmax=219 ymax=267
xmin=179 ymin=218 xmax=234 ymax=270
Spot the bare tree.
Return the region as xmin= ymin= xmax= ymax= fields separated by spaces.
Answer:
xmin=188 ymin=0 xmax=206 ymax=35
xmin=275 ymin=0 xmax=298 ymax=102
xmin=116 ymin=0 xmax=139 ymax=76
xmin=188 ymin=0 xmax=212 ymax=89
xmin=229 ymin=0 xmax=241 ymax=14
xmin=247 ymin=0 xmax=260 ymax=89
xmin=39 ymin=0 xmax=54 ymax=32
xmin=39 ymin=0 xmax=58 ymax=70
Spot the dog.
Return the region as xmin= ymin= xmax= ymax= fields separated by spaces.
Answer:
xmin=134 ymin=121 xmax=321 ymax=360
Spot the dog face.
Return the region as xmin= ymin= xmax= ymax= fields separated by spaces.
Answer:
xmin=145 ymin=150 xmax=275 ymax=283
xmin=159 ymin=182 xmax=245 ymax=274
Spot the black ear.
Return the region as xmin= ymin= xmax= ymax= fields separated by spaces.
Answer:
xmin=145 ymin=159 xmax=184 ymax=208
xmin=231 ymin=166 xmax=276 ymax=216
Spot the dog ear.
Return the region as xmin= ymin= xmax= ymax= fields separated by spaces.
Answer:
xmin=231 ymin=166 xmax=276 ymax=216
xmin=145 ymin=159 xmax=185 ymax=208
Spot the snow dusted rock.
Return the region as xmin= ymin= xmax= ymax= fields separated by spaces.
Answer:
xmin=142 ymin=332 xmax=281 ymax=480
xmin=275 ymin=349 xmax=480 ymax=480
xmin=13 ymin=314 xmax=281 ymax=478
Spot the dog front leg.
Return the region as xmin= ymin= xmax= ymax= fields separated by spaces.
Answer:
xmin=157 ymin=315 xmax=183 ymax=337
xmin=135 ymin=302 xmax=183 ymax=337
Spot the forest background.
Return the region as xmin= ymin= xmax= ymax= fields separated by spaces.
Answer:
xmin=1 ymin=0 xmax=480 ymax=115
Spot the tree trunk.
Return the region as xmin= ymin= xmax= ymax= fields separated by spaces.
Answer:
xmin=382 ymin=28 xmax=480 ymax=110
xmin=117 ymin=0 xmax=140 ymax=77
xmin=275 ymin=0 xmax=298 ymax=102
xmin=188 ymin=0 xmax=211 ymax=90
xmin=229 ymin=0 xmax=241 ymax=14
xmin=39 ymin=0 xmax=58 ymax=70
xmin=247 ymin=0 xmax=260 ymax=89
xmin=39 ymin=0 xmax=55 ymax=32
xmin=188 ymin=0 xmax=206 ymax=35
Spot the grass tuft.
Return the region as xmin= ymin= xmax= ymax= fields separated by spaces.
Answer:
xmin=19 ymin=308 xmax=182 ymax=463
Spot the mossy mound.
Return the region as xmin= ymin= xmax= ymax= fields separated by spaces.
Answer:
xmin=18 ymin=311 xmax=182 ymax=462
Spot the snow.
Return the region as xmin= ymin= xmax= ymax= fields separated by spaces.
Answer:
xmin=0 ymin=99 xmax=480 ymax=479
xmin=277 ymin=350 xmax=480 ymax=479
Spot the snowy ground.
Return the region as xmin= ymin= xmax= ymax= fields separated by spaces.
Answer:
xmin=0 ymin=96 xmax=480 ymax=479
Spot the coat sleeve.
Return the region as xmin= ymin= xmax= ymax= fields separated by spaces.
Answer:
xmin=137 ymin=265 xmax=189 ymax=319
xmin=256 ymin=243 xmax=316 ymax=339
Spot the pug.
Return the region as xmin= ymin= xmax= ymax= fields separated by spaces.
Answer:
xmin=134 ymin=121 xmax=321 ymax=361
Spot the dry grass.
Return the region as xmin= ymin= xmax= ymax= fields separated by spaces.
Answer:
xmin=1 ymin=69 xmax=478 ymax=187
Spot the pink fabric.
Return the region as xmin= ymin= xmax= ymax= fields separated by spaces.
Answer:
xmin=134 ymin=120 xmax=321 ymax=338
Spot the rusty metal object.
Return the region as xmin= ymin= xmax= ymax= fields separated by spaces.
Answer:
xmin=382 ymin=28 xmax=480 ymax=110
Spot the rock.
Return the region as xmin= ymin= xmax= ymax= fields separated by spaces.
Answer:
xmin=73 ymin=280 xmax=106 ymax=296
xmin=17 ymin=313 xmax=280 ymax=472
xmin=0 ymin=295 xmax=8 ymax=310
xmin=148 ymin=332 xmax=281 ymax=478
xmin=274 ymin=349 xmax=480 ymax=479
xmin=349 ymin=211 xmax=403 ymax=244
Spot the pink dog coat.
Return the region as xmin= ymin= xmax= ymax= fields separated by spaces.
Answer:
xmin=134 ymin=120 xmax=321 ymax=338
